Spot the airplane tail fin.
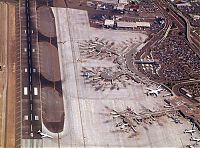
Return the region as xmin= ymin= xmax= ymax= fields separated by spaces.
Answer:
xmin=192 ymin=123 xmax=196 ymax=130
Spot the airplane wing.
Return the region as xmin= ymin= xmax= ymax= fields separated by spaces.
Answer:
xmin=41 ymin=135 xmax=47 ymax=138
xmin=157 ymin=85 xmax=162 ymax=89
xmin=42 ymin=134 xmax=53 ymax=139
xmin=47 ymin=135 xmax=53 ymax=138
xmin=149 ymin=91 xmax=158 ymax=96
xmin=145 ymin=88 xmax=153 ymax=91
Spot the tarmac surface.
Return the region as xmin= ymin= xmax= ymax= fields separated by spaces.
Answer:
xmin=48 ymin=7 xmax=197 ymax=147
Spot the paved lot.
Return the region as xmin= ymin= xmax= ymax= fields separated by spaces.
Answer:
xmin=51 ymin=7 xmax=198 ymax=147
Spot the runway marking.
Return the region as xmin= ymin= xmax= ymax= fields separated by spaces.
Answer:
xmin=34 ymin=87 xmax=38 ymax=96
xmin=24 ymin=87 xmax=28 ymax=95
xmin=29 ymin=85 xmax=32 ymax=92
xmin=35 ymin=116 xmax=39 ymax=120
xmin=31 ymin=125 xmax=33 ymax=132
xmin=24 ymin=115 xmax=28 ymax=120
xmin=30 ymin=132 xmax=33 ymax=137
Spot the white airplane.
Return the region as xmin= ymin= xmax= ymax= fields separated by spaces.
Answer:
xmin=57 ymin=41 xmax=67 ymax=44
xmin=81 ymin=71 xmax=94 ymax=79
xmin=170 ymin=116 xmax=182 ymax=124
xmin=77 ymin=58 xmax=87 ymax=63
xmin=190 ymin=137 xmax=200 ymax=145
xmin=163 ymin=105 xmax=172 ymax=108
xmin=184 ymin=124 xmax=196 ymax=135
xmin=145 ymin=85 xmax=163 ymax=97
xmin=37 ymin=130 xmax=53 ymax=139
xmin=186 ymin=144 xmax=196 ymax=148
xmin=163 ymin=93 xmax=172 ymax=97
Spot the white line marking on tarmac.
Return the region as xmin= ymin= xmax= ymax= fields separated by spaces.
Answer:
xmin=30 ymin=85 xmax=32 ymax=92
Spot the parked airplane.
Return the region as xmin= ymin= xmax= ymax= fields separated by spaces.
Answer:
xmin=184 ymin=124 xmax=196 ymax=135
xmin=145 ymin=85 xmax=163 ymax=96
xmin=77 ymin=58 xmax=87 ymax=63
xmin=190 ymin=137 xmax=200 ymax=145
xmin=81 ymin=71 xmax=94 ymax=79
xmin=163 ymin=105 xmax=172 ymax=108
xmin=163 ymin=93 xmax=172 ymax=97
xmin=37 ymin=130 xmax=53 ymax=139
xmin=186 ymin=144 xmax=196 ymax=148
xmin=57 ymin=41 xmax=67 ymax=44
xmin=171 ymin=116 xmax=182 ymax=124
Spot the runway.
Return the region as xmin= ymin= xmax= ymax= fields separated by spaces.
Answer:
xmin=20 ymin=0 xmax=42 ymax=140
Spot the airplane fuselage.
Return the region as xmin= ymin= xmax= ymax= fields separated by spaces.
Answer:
xmin=184 ymin=130 xmax=196 ymax=133
xmin=190 ymin=137 xmax=200 ymax=143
